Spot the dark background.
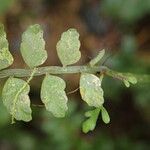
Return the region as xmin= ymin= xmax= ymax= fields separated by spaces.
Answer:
xmin=0 ymin=0 xmax=150 ymax=150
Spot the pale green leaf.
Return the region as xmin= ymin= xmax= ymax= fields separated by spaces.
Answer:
xmin=82 ymin=108 xmax=100 ymax=133
xmin=80 ymin=73 xmax=104 ymax=107
xmin=20 ymin=24 xmax=47 ymax=68
xmin=41 ymin=74 xmax=68 ymax=117
xmin=123 ymin=73 xmax=137 ymax=88
xmin=123 ymin=79 xmax=130 ymax=87
xmin=2 ymin=77 xmax=32 ymax=122
xmin=0 ymin=24 xmax=13 ymax=70
xmin=126 ymin=74 xmax=137 ymax=84
xmin=101 ymin=106 xmax=110 ymax=124
xmin=89 ymin=49 xmax=105 ymax=66
xmin=56 ymin=28 xmax=81 ymax=66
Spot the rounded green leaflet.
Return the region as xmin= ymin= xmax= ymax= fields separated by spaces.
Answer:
xmin=56 ymin=28 xmax=81 ymax=66
xmin=82 ymin=108 xmax=100 ymax=133
xmin=41 ymin=74 xmax=68 ymax=117
xmin=2 ymin=77 xmax=32 ymax=122
xmin=0 ymin=24 xmax=14 ymax=70
xmin=20 ymin=24 xmax=47 ymax=68
xmin=101 ymin=106 xmax=110 ymax=124
xmin=80 ymin=73 xmax=104 ymax=107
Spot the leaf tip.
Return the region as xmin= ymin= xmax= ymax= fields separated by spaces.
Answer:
xmin=101 ymin=106 xmax=110 ymax=124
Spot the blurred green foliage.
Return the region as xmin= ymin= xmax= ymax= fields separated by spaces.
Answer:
xmin=0 ymin=0 xmax=15 ymax=14
xmin=0 ymin=99 xmax=149 ymax=150
xmin=101 ymin=0 xmax=150 ymax=24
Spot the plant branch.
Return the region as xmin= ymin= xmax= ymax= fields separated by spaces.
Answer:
xmin=104 ymin=68 xmax=150 ymax=83
xmin=0 ymin=65 xmax=149 ymax=83
xmin=0 ymin=65 xmax=107 ymax=78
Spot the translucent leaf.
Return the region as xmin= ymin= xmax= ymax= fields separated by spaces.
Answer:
xmin=56 ymin=28 xmax=81 ymax=66
xmin=123 ymin=79 xmax=130 ymax=87
xmin=123 ymin=73 xmax=137 ymax=88
xmin=0 ymin=24 xmax=13 ymax=70
xmin=2 ymin=77 xmax=32 ymax=123
xmin=82 ymin=108 xmax=100 ymax=133
xmin=126 ymin=74 xmax=137 ymax=84
xmin=41 ymin=74 xmax=68 ymax=117
xmin=89 ymin=49 xmax=105 ymax=66
xmin=101 ymin=106 xmax=110 ymax=124
xmin=80 ymin=73 xmax=104 ymax=107
xmin=20 ymin=24 xmax=47 ymax=68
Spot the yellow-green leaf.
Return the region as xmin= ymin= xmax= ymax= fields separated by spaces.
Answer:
xmin=2 ymin=77 xmax=32 ymax=122
xmin=82 ymin=108 xmax=100 ymax=133
xmin=101 ymin=106 xmax=110 ymax=124
xmin=41 ymin=74 xmax=68 ymax=117
xmin=20 ymin=24 xmax=47 ymax=68
xmin=0 ymin=24 xmax=13 ymax=70
xmin=80 ymin=73 xmax=104 ymax=107
xmin=56 ymin=28 xmax=81 ymax=66
xmin=123 ymin=73 xmax=137 ymax=88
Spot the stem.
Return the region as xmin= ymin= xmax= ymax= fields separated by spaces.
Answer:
xmin=105 ymin=68 xmax=150 ymax=83
xmin=0 ymin=65 xmax=149 ymax=83
xmin=0 ymin=65 xmax=107 ymax=78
